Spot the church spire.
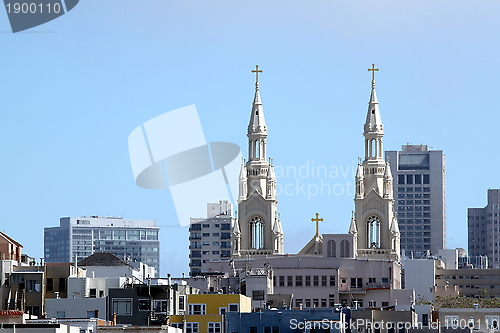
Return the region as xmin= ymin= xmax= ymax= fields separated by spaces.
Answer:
xmin=248 ymin=65 xmax=267 ymax=138
xmin=364 ymin=64 xmax=384 ymax=162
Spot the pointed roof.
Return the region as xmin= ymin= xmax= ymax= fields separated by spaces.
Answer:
xmin=272 ymin=217 xmax=283 ymax=234
xmin=298 ymin=234 xmax=323 ymax=255
xmin=78 ymin=252 xmax=131 ymax=267
xmin=0 ymin=231 xmax=23 ymax=248
xmin=239 ymin=162 xmax=247 ymax=179
xmin=247 ymin=73 xmax=268 ymax=136
xmin=356 ymin=163 xmax=363 ymax=179
xmin=390 ymin=217 xmax=400 ymax=235
xmin=267 ymin=164 xmax=275 ymax=179
xmin=384 ymin=161 xmax=392 ymax=179
xmin=349 ymin=212 xmax=358 ymax=234
xmin=364 ymin=80 xmax=384 ymax=134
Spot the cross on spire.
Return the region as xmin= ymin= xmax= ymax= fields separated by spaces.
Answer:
xmin=252 ymin=65 xmax=263 ymax=86
xmin=311 ymin=213 xmax=324 ymax=236
xmin=368 ymin=64 xmax=379 ymax=84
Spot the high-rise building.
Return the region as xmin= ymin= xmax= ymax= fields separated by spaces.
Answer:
xmin=232 ymin=67 xmax=284 ymax=259
xmin=44 ymin=216 xmax=160 ymax=276
xmin=468 ymin=189 xmax=500 ymax=268
xmin=189 ymin=201 xmax=234 ymax=275
xmin=386 ymin=145 xmax=446 ymax=257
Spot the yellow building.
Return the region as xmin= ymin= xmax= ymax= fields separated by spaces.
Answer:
xmin=170 ymin=294 xmax=251 ymax=333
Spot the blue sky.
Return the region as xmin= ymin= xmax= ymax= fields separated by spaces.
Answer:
xmin=1 ymin=0 xmax=499 ymax=276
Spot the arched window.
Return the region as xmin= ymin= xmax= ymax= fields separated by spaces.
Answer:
xmin=327 ymin=240 xmax=336 ymax=258
xmin=250 ymin=216 xmax=264 ymax=249
xmin=366 ymin=215 xmax=381 ymax=249
xmin=340 ymin=240 xmax=350 ymax=258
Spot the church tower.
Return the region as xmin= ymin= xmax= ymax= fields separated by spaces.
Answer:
xmin=232 ymin=66 xmax=284 ymax=258
xmin=352 ymin=65 xmax=400 ymax=261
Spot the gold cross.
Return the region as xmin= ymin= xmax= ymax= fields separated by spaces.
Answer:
xmin=311 ymin=213 xmax=324 ymax=236
xmin=252 ymin=65 xmax=263 ymax=84
xmin=368 ymin=64 xmax=379 ymax=83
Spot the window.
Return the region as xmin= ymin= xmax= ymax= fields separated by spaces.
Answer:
xmin=202 ymin=233 xmax=210 ymax=237
xmin=313 ymin=276 xmax=319 ymax=286
xmin=188 ymin=304 xmax=206 ymax=315
xmin=138 ymin=299 xmax=150 ymax=311
xmin=179 ymin=295 xmax=185 ymax=311
xmin=190 ymin=224 xmax=201 ymax=231
xmin=321 ymin=276 xmax=327 ymax=286
xmin=154 ymin=300 xmax=168 ymax=313
xmin=87 ymin=310 xmax=95 ymax=318
xmin=329 ymin=276 xmax=336 ymax=286
xmin=327 ymin=239 xmax=336 ymax=257
xmin=112 ymin=298 xmax=132 ymax=315
xmin=252 ymin=290 xmax=265 ymax=300
xmin=221 ymin=223 xmax=231 ymax=230
xmin=27 ymin=279 xmax=40 ymax=292
xmin=368 ymin=278 xmax=376 ymax=284
xmin=208 ymin=322 xmax=221 ymax=333
xmin=368 ymin=300 xmax=376 ymax=307
xmin=89 ymin=288 xmax=96 ymax=298
xmin=279 ymin=276 xmax=284 ymax=287
xmin=59 ymin=278 xmax=66 ymax=292
xmin=186 ymin=322 xmax=199 ymax=333
xmin=250 ymin=216 xmax=264 ymax=249
xmin=422 ymin=314 xmax=429 ymax=326
xmin=366 ymin=215 xmax=381 ymax=248
xmin=287 ymin=276 xmax=293 ymax=286
xmin=46 ymin=278 xmax=53 ymax=292
xmin=341 ymin=239 xmax=350 ymax=257
xmin=295 ymin=276 xmax=303 ymax=287
xmin=219 ymin=307 xmax=226 ymax=314
xmin=228 ymin=304 xmax=239 ymax=312
xmin=351 ymin=278 xmax=363 ymax=289
xmin=305 ymin=276 xmax=311 ymax=286
xmin=56 ymin=311 xmax=65 ymax=318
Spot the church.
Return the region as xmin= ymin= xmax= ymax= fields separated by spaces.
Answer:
xmin=207 ymin=65 xmax=414 ymax=310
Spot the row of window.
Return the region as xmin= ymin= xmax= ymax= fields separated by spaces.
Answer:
xmin=397 ymin=200 xmax=431 ymax=205
xmin=189 ymin=223 xmax=231 ymax=231
xmin=171 ymin=322 xmax=221 ymax=333
xmin=397 ymin=174 xmax=430 ymax=185
xmin=190 ymin=241 xmax=230 ymax=249
xmin=397 ymin=187 xmax=430 ymax=193
xmin=397 ymin=193 xmax=430 ymax=199
xmin=398 ymin=212 xmax=431 ymax=218
xmin=190 ymin=232 xmax=231 ymax=240
xmin=397 ymin=206 xmax=430 ymax=211
xmin=274 ymin=275 xmax=335 ymax=287
xmin=72 ymin=229 xmax=159 ymax=241
xmin=326 ymin=239 xmax=350 ymax=258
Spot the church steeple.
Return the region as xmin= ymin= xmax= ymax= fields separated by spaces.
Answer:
xmin=364 ymin=64 xmax=385 ymax=162
xmin=353 ymin=64 xmax=400 ymax=262
xmin=248 ymin=65 xmax=268 ymax=161
xmin=233 ymin=66 xmax=284 ymax=259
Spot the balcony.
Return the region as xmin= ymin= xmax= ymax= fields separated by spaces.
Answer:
xmin=338 ymin=286 xmax=366 ymax=294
